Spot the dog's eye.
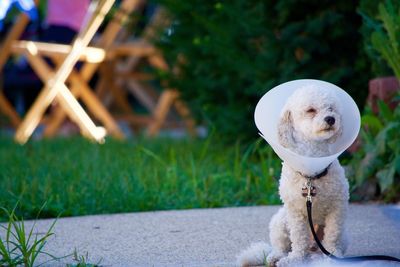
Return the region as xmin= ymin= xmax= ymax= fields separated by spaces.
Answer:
xmin=306 ymin=108 xmax=316 ymax=113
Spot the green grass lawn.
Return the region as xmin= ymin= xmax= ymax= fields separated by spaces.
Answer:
xmin=0 ymin=135 xmax=281 ymax=220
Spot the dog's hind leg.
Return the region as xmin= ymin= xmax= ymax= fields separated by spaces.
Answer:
xmin=267 ymin=208 xmax=290 ymax=265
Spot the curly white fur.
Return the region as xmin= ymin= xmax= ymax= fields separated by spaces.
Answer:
xmin=238 ymin=85 xmax=349 ymax=267
xmin=278 ymin=85 xmax=343 ymax=157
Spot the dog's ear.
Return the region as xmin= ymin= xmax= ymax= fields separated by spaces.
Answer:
xmin=278 ymin=109 xmax=295 ymax=148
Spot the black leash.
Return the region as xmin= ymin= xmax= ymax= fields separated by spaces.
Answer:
xmin=304 ymin=179 xmax=400 ymax=263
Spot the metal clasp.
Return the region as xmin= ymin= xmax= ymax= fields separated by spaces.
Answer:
xmin=306 ymin=178 xmax=313 ymax=202
xmin=302 ymin=178 xmax=316 ymax=202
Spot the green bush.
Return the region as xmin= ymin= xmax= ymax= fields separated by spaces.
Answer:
xmin=369 ymin=0 xmax=400 ymax=79
xmin=156 ymin=0 xmax=370 ymax=141
xmin=358 ymin=0 xmax=400 ymax=77
xmin=347 ymin=0 xmax=400 ymax=202
xmin=347 ymin=100 xmax=400 ymax=202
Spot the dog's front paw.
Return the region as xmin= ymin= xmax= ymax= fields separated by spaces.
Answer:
xmin=323 ymin=244 xmax=344 ymax=257
xmin=276 ymin=253 xmax=306 ymax=267
xmin=309 ymin=252 xmax=324 ymax=262
xmin=266 ymin=250 xmax=286 ymax=266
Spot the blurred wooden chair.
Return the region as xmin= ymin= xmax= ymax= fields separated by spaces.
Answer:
xmin=10 ymin=0 xmax=149 ymax=142
xmin=10 ymin=0 xmax=119 ymax=143
xmin=21 ymin=0 xmax=145 ymax=138
xmin=0 ymin=11 xmax=32 ymax=128
xmin=95 ymin=7 xmax=196 ymax=136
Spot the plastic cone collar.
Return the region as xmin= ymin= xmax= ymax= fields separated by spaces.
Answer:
xmin=254 ymin=79 xmax=360 ymax=175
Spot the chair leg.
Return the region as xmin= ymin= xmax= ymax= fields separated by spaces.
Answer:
xmin=99 ymin=61 xmax=132 ymax=114
xmin=15 ymin=50 xmax=105 ymax=144
xmin=0 ymin=90 xmax=21 ymax=128
xmin=126 ymin=80 xmax=157 ymax=111
xmin=69 ymin=71 xmax=124 ymax=139
xmin=110 ymin=81 xmax=132 ymax=114
xmin=44 ymin=60 xmax=124 ymax=139
xmin=146 ymin=89 xmax=178 ymax=136
xmin=15 ymin=79 xmax=106 ymax=144
xmin=173 ymin=95 xmax=196 ymax=136
xmin=0 ymin=14 xmax=30 ymax=70
xmin=42 ymin=60 xmax=66 ymax=137
xmin=147 ymin=54 xmax=196 ymax=136
xmin=0 ymin=14 xmax=29 ymax=128
xmin=43 ymin=104 xmax=66 ymax=137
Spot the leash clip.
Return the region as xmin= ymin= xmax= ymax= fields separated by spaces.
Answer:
xmin=302 ymin=178 xmax=316 ymax=202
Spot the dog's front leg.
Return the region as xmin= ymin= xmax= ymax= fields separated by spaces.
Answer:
xmin=276 ymin=209 xmax=309 ymax=267
xmin=322 ymin=205 xmax=347 ymax=256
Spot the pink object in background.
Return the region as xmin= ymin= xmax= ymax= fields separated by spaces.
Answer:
xmin=46 ymin=0 xmax=90 ymax=32
xmin=368 ymin=76 xmax=400 ymax=113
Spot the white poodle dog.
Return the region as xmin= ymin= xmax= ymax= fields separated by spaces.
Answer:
xmin=238 ymin=85 xmax=349 ymax=267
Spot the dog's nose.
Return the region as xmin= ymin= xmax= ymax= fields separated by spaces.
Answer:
xmin=324 ymin=116 xmax=335 ymax=126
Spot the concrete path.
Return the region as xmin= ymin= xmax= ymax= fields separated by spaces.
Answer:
xmin=4 ymin=205 xmax=400 ymax=266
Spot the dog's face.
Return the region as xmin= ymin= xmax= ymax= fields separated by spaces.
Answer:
xmin=278 ymin=85 xmax=343 ymax=149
